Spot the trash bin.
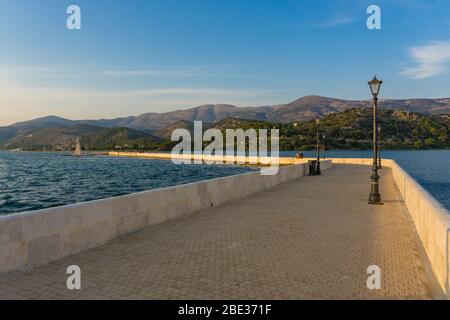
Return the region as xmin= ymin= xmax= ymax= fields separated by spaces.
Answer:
xmin=308 ymin=160 xmax=317 ymax=176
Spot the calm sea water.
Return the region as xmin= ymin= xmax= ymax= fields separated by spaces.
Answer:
xmin=0 ymin=150 xmax=448 ymax=215
xmin=0 ymin=152 xmax=256 ymax=215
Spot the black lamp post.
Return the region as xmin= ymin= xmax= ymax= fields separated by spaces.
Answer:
xmin=377 ymin=126 xmax=382 ymax=169
xmin=368 ymin=76 xmax=382 ymax=204
xmin=316 ymin=119 xmax=321 ymax=175
xmin=322 ymin=134 xmax=326 ymax=159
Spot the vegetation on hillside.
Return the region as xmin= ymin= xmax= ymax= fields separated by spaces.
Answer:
xmin=1 ymin=108 xmax=448 ymax=151
xmin=211 ymin=108 xmax=449 ymax=150
xmin=80 ymin=128 xmax=163 ymax=150
xmin=281 ymin=108 xmax=448 ymax=150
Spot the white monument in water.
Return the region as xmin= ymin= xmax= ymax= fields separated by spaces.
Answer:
xmin=74 ymin=138 xmax=82 ymax=156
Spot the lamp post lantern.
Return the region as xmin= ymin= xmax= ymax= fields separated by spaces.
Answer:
xmin=377 ymin=126 xmax=382 ymax=169
xmin=368 ymin=76 xmax=382 ymax=204
xmin=316 ymin=118 xmax=321 ymax=175
xmin=322 ymin=134 xmax=326 ymax=159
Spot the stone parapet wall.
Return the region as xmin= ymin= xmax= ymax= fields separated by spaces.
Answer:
xmin=0 ymin=160 xmax=332 ymax=275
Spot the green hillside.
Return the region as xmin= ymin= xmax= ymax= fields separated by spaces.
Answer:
xmin=80 ymin=127 xmax=162 ymax=150
xmin=211 ymin=109 xmax=449 ymax=150
xmin=0 ymin=126 xmax=166 ymax=151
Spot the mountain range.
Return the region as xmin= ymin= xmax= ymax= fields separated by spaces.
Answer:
xmin=75 ymin=95 xmax=450 ymax=131
xmin=0 ymin=95 xmax=449 ymax=150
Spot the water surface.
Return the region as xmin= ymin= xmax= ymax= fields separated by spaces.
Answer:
xmin=0 ymin=150 xmax=448 ymax=215
xmin=0 ymin=152 xmax=256 ymax=215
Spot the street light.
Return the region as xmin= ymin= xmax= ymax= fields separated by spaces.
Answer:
xmin=377 ymin=126 xmax=382 ymax=169
xmin=368 ymin=76 xmax=382 ymax=204
xmin=316 ymin=118 xmax=321 ymax=175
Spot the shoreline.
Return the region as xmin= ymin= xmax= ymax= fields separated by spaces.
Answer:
xmin=1 ymin=148 xmax=449 ymax=153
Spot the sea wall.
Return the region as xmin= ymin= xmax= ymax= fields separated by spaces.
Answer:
xmin=389 ymin=161 xmax=450 ymax=296
xmin=332 ymin=158 xmax=450 ymax=297
xmin=0 ymin=160 xmax=332 ymax=275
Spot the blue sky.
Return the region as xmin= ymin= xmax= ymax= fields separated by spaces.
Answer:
xmin=0 ymin=0 xmax=449 ymax=125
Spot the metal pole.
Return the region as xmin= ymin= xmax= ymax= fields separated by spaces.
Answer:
xmin=316 ymin=120 xmax=321 ymax=175
xmin=369 ymin=96 xmax=381 ymax=204
xmin=323 ymin=135 xmax=326 ymax=159
xmin=378 ymin=127 xmax=382 ymax=169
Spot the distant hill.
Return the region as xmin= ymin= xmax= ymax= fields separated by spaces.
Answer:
xmin=9 ymin=115 xmax=75 ymax=130
xmin=2 ymin=124 xmax=102 ymax=150
xmin=78 ymin=104 xmax=247 ymax=130
xmin=312 ymin=108 xmax=449 ymax=150
xmin=1 ymin=96 xmax=449 ymax=150
xmin=74 ymin=96 xmax=450 ymax=130
xmin=81 ymin=127 xmax=162 ymax=150
xmin=3 ymin=96 xmax=448 ymax=135
xmin=205 ymin=108 xmax=449 ymax=150
xmin=153 ymin=120 xmax=198 ymax=140
xmin=1 ymin=108 xmax=447 ymax=151
xmin=212 ymin=118 xmax=273 ymax=132
xmin=150 ymin=108 xmax=448 ymax=150
xmin=0 ymin=116 xmax=76 ymax=145
xmin=1 ymin=124 xmax=162 ymax=151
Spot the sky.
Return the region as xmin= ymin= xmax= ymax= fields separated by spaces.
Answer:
xmin=0 ymin=0 xmax=449 ymax=125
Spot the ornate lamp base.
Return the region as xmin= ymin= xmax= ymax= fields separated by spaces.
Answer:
xmin=368 ymin=193 xmax=383 ymax=205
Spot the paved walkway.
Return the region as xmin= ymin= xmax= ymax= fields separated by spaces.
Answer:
xmin=0 ymin=165 xmax=438 ymax=299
